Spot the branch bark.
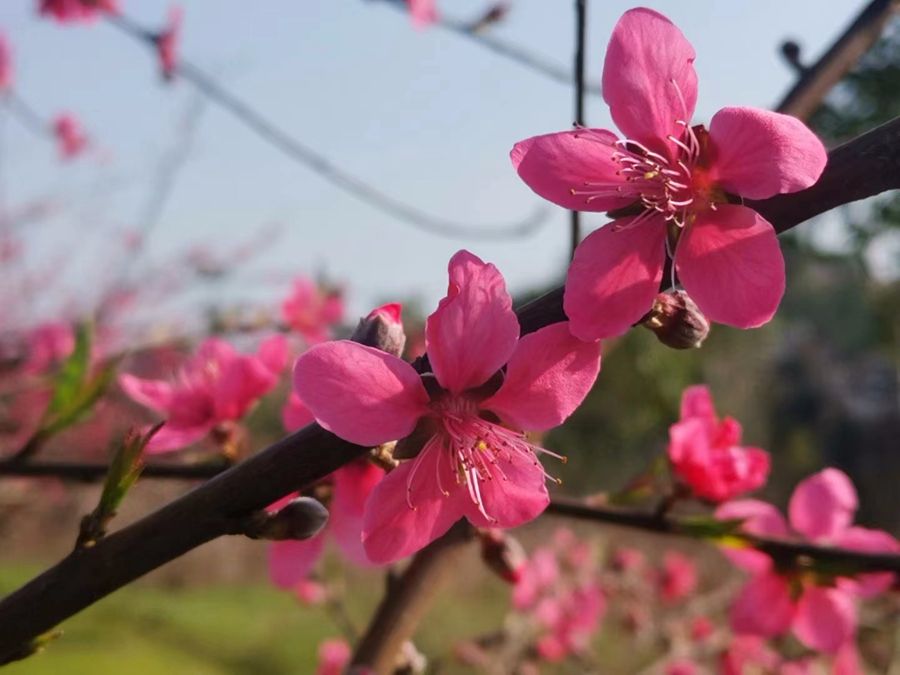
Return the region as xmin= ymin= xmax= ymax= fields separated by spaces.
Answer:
xmin=350 ymin=521 xmax=473 ymax=674
xmin=775 ymin=0 xmax=899 ymax=120
xmin=547 ymin=498 xmax=900 ymax=574
xmin=0 ymin=119 xmax=897 ymax=660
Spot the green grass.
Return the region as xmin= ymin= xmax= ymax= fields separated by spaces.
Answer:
xmin=0 ymin=559 xmax=509 ymax=675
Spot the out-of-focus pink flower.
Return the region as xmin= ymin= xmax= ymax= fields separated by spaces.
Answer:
xmin=268 ymin=460 xmax=384 ymax=588
xmin=656 ymin=551 xmax=697 ymax=603
xmin=668 ymin=385 xmax=769 ymax=502
xmin=717 ymin=468 xmax=900 ymax=653
xmin=664 ymin=660 xmax=698 ymax=675
xmin=282 ymin=391 xmax=314 ymax=432
xmin=22 ymin=321 xmax=75 ymax=375
xmin=535 ymin=583 xmax=605 ymax=662
xmin=0 ymin=33 xmax=13 ymax=91
xmin=53 ymin=113 xmax=88 ymax=159
xmin=316 ymin=638 xmax=351 ymax=675
xmin=407 ymin=0 xmax=437 ymax=29
xmin=281 ymin=277 xmax=343 ymax=345
xmin=511 ymin=8 xmax=827 ymax=340
xmin=156 ymin=6 xmax=181 ymax=80
xmin=719 ymin=635 xmax=780 ymax=675
xmin=39 ymin=0 xmax=118 ymax=23
xmin=294 ymin=578 xmax=327 ymax=605
xmin=689 ymin=615 xmax=714 ymax=643
xmin=294 ymin=251 xmax=601 ymax=564
xmin=119 ymin=335 xmax=287 ymax=453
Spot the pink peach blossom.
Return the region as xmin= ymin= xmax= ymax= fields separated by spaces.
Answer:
xmin=407 ymin=0 xmax=437 ymax=29
xmin=717 ymin=468 xmax=899 ymax=654
xmin=719 ymin=635 xmax=780 ymax=675
xmin=316 ymin=638 xmax=351 ymax=675
xmin=0 ymin=33 xmax=12 ymax=91
xmin=281 ymin=277 xmax=343 ymax=345
xmin=22 ymin=321 xmax=75 ymax=375
xmin=511 ymin=8 xmax=827 ymax=340
xmin=156 ymin=6 xmax=181 ymax=80
xmin=52 ymin=113 xmax=88 ymax=159
xmin=668 ymin=385 xmax=769 ymax=502
xmin=656 ymin=550 xmax=697 ymax=603
xmin=39 ymin=0 xmax=118 ymax=23
xmin=119 ymin=335 xmax=287 ymax=453
xmin=294 ymin=251 xmax=601 ymax=563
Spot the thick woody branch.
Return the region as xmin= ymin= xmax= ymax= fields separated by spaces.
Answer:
xmin=0 ymin=120 xmax=897 ymax=661
xmin=775 ymin=0 xmax=899 ymax=120
xmin=547 ymin=498 xmax=900 ymax=574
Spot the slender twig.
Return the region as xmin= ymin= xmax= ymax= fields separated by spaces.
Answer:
xmin=776 ymin=0 xmax=899 ymax=120
xmin=569 ymin=0 xmax=587 ymax=259
xmin=2 ymin=91 xmax=48 ymax=139
xmin=547 ymin=498 xmax=900 ymax=574
xmin=0 ymin=121 xmax=896 ymax=660
xmin=377 ymin=0 xmax=603 ymax=97
xmin=350 ymin=521 xmax=473 ymax=673
xmin=0 ymin=459 xmax=229 ymax=482
xmin=101 ymin=12 xmax=545 ymax=242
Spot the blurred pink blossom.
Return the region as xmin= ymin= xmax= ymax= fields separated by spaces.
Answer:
xmin=511 ymin=8 xmax=827 ymax=339
xmin=407 ymin=0 xmax=437 ymax=29
xmin=294 ymin=251 xmax=601 ymax=564
xmin=668 ymin=385 xmax=770 ymax=502
xmin=119 ymin=335 xmax=287 ymax=453
xmin=717 ymin=468 xmax=900 ymax=653
xmin=281 ymin=277 xmax=343 ymax=345
xmin=22 ymin=321 xmax=75 ymax=375
xmin=315 ymin=638 xmax=351 ymax=675
xmin=0 ymin=32 xmax=12 ymax=90
xmin=39 ymin=0 xmax=118 ymax=23
xmin=157 ymin=6 xmax=181 ymax=80
xmin=52 ymin=113 xmax=88 ymax=159
xmin=656 ymin=550 xmax=697 ymax=603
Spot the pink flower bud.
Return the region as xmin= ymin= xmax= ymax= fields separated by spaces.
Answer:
xmin=350 ymin=302 xmax=406 ymax=356
xmin=642 ymin=290 xmax=710 ymax=350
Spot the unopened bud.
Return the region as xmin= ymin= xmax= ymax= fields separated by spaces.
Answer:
xmin=642 ymin=291 xmax=710 ymax=349
xmin=245 ymin=496 xmax=329 ymax=541
xmin=479 ymin=528 xmax=527 ymax=584
xmin=351 ymin=302 xmax=406 ymax=356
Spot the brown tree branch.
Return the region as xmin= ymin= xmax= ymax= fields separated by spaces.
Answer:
xmin=350 ymin=521 xmax=474 ymax=673
xmin=547 ymin=498 xmax=900 ymax=574
xmin=0 ymin=120 xmax=897 ymax=661
xmin=775 ymin=0 xmax=899 ymax=120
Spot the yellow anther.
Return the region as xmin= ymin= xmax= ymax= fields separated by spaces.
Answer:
xmin=643 ymin=170 xmax=659 ymax=180
xmin=475 ymin=440 xmax=489 ymax=452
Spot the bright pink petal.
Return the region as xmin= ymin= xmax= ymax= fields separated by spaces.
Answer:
xmin=716 ymin=499 xmax=787 ymax=574
xmin=145 ymin=421 xmax=213 ymax=454
xmin=510 ymin=129 xmax=633 ymax=212
xmin=709 ymin=106 xmax=828 ymax=200
xmin=362 ymin=441 xmax=469 ymax=564
xmin=483 ymin=322 xmax=600 ymax=432
xmin=564 ymin=216 xmax=666 ymax=340
xmin=426 ymin=250 xmax=519 ymax=393
xmin=119 ymin=374 xmax=174 ymax=413
xmin=676 ymin=205 xmax=785 ymax=328
xmin=834 ymin=642 xmax=864 ymax=675
xmin=268 ymin=536 xmax=326 ymax=589
xmin=788 ymin=468 xmax=858 ymax=542
xmin=282 ymin=392 xmax=315 ymax=432
xmin=729 ymin=572 xmax=795 ymax=638
xmin=213 ymin=356 xmax=277 ymax=421
xmin=835 ymin=526 xmax=899 ymax=597
xmin=294 ymin=341 xmax=429 ymax=446
xmin=463 ymin=445 xmax=550 ymax=529
xmin=330 ymin=461 xmax=385 ymax=567
xmin=680 ymin=385 xmax=716 ymax=420
xmin=793 ymin=586 xmax=856 ymax=654
xmin=602 ymin=8 xmax=698 ymax=158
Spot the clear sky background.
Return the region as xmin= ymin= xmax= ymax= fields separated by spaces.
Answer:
xmin=0 ymin=0 xmax=867 ymax=325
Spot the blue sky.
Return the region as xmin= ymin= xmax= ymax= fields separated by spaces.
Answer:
xmin=0 ymin=0 xmax=865 ymax=324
